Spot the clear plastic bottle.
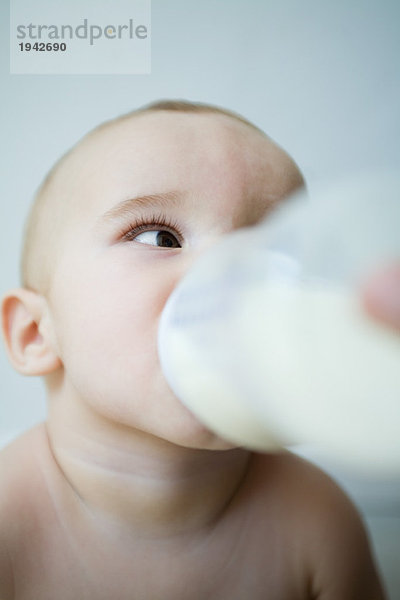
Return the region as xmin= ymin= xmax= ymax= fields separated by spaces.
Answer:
xmin=158 ymin=171 xmax=400 ymax=473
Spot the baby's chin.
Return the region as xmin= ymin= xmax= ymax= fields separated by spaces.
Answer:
xmin=104 ymin=397 xmax=239 ymax=452
xmin=165 ymin=394 xmax=241 ymax=451
xmin=155 ymin=398 xmax=240 ymax=451
xmin=133 ymin=379 xmax=238 ymax=450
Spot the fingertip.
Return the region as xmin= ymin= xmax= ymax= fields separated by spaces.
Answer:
xmin=361 ymin=264 xmax=400 ymax=331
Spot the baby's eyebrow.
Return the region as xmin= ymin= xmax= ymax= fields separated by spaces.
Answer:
xmin=95 ymin=191 xmax=183 ymax=227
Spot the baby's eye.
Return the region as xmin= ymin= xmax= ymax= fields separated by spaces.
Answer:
xmin=131 ymin=229 xmax=181 ymax=248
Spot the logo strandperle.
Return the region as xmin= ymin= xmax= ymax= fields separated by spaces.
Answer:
xmin=16 ymin=18 xmax=148 ymax=46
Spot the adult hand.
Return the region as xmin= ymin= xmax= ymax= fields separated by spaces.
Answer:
xmin=361 ymin=264 xmax=400 ymax=333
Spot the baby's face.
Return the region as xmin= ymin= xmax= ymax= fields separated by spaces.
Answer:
xmin=46 ymin=111 xmax=303 ymax=449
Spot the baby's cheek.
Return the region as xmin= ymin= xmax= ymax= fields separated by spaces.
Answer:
xmin=62 ymin=295 xmax=157 ymax=396
xmin=49 ymin=250 xmax=176 ymax=411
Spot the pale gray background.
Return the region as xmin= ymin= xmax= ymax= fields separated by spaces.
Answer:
xmin=1 ymin=0 xmax=399 ymax=597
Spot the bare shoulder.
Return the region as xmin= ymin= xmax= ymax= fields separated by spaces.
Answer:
xmin=0 ymin=494 xmax=14 ymax=600
xmin=0 ymin=424 xmax=52 ymax=600
xmin=249 ymin=451 xmax=387 ymax=599
xmin=248 ymin=449 xmax=360 ymax=513
xmin=0 ymin=423 xmax=50 ymax=501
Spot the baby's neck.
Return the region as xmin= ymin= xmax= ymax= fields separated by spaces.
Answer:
xmin=45 ymin=402 xmax=251 ymax=541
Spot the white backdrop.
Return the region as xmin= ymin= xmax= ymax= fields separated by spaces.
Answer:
xmin=1 ymin=1 xmax=400 ymax=596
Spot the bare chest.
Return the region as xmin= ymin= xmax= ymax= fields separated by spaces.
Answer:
xmin=13 ymin=513 xmax=304 ymax=600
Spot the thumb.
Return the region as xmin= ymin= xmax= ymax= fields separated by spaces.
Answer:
xmin=361 ymin=264 xmax=400 ymax=333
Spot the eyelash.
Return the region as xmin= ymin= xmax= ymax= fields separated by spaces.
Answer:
xmin=120 ymin=213 xmax=184 ymax=245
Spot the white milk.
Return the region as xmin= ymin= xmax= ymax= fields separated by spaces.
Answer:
xmin=161 ymin=280 xmax=400 ymax=472
xmin=158 ymin=172 xmax=400 ymax=473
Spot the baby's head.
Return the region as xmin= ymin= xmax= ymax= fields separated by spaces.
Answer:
xmin=2 ymin=100 xmax=304 ymax=449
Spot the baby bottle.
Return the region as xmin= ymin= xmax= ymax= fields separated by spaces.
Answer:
xmin=158 ymin=171 xmax=400 ymax=473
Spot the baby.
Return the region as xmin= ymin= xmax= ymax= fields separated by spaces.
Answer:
xmin=0 ymin=100 xmax=386 ymax=599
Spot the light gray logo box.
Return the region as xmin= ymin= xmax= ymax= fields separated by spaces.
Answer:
xmin=10 ymin=0 xmax=151 ymax=74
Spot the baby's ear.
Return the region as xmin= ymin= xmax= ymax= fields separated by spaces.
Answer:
xmin=1 ymin=288 xmax=61 ymax=376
